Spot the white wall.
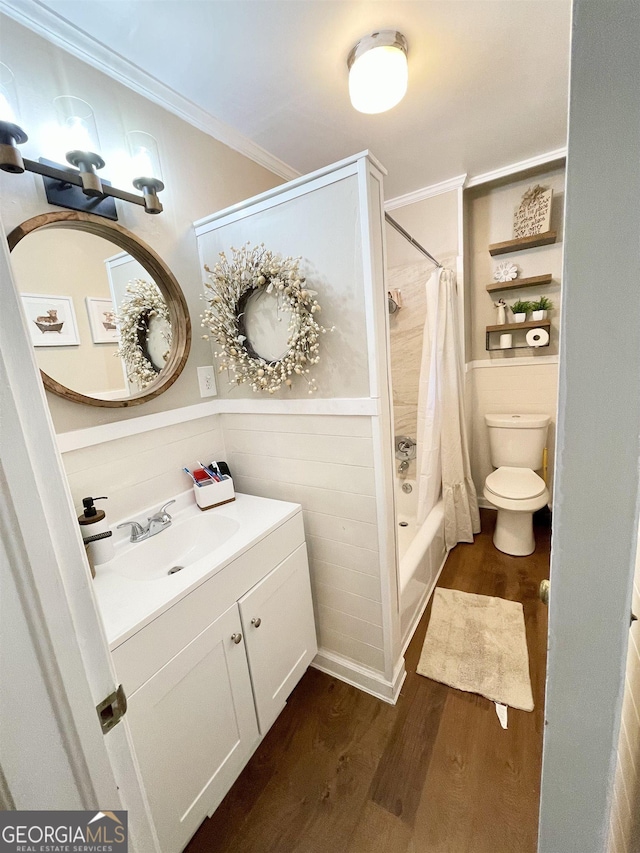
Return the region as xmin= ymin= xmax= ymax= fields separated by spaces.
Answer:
xmin=0 ymin=16 xmax=283 ymax=527
xmin=223 ymin=413 xmax=384 ymax=672
xmin=61 ymin=415 xmax=226 ymax=522
xmin=538 ymin=3 xmax=640 ymax=849
xmin=193 ymin=156 xmax=400 ymax=696
xmin=197 ymin=173 xmax=369 ymax=400
xmin=0 ymin=15 xmax=282 ymax=434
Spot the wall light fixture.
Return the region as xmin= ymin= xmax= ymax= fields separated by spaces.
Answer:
xmin=347 ymin=31 xmax=409 ymax=114
xmin=0 ymin=74 xmax=165 ymax=217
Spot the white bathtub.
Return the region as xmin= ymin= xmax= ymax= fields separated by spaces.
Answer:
xmin=395 ymin=479 xmax=447 ymax=651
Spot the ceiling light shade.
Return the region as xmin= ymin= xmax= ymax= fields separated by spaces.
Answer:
xmin=347 ymin=31 xmax=408 ymax=114
xmin=127 ymin=131 xmax=165 ymax=214
xmin=53 ymin=96 xmax=105 ymax=196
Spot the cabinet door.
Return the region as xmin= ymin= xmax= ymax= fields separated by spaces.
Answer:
xmin=126 ymin=603 xmax=259 ymax=853
xmin=239 ymin=543 xmax=318 ymax=734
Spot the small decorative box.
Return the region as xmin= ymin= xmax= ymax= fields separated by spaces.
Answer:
xmin=193 ymin=477 xmax=235 ymax=511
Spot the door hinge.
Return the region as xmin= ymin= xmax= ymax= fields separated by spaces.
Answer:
xmin=96 ymin=684 xmax=127 ymax=734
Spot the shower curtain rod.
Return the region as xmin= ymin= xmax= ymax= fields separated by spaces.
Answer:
xmin=384 ymin=212 xmax=443 ymax=268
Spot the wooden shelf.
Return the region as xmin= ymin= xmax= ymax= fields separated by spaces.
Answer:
xmin=486 ymin=320 xmax=551 ymax=333
xmin=486 ymin=273 xmax=554 ymax=293
xmin=489 ymin=230 xmax=557 ymax=256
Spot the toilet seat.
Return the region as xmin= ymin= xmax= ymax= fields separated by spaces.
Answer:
xmin=485 ymin=466 xmax=546 ymax=501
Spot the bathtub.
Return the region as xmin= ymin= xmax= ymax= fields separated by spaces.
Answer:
xmin=395 ymin=479 xmax=447 ymax=651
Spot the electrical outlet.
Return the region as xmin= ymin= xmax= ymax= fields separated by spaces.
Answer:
xmin=197 ymin=365 xmax=217 ymax=398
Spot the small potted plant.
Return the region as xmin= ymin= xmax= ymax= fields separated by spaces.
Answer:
xmin=530 ymin=296 xmax=553 ymax=321
xmin=510 ymin=299 xmax=532 ymax=323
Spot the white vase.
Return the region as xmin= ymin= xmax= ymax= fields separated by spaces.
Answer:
xmin=532 ymin=309 xmax=548 ymax=321
xmin=514 ymin=313 xmax=527 ymax=323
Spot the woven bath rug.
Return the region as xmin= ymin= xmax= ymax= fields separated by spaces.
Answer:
xmin=416 ymin=588 xmax=534 ymax=711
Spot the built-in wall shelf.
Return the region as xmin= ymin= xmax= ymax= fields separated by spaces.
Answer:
xmin=485 ymin=319 xmax=551 ymax=351
xmin=486 ymin=273 xmax=554 ymax=293
xmin=489 ymin=230 xmax=557 ymax=256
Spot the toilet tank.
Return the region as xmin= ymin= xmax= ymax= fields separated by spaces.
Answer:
xmin=485 ymin=414 xmax=550 ymax=469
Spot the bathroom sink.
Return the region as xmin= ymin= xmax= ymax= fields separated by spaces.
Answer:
xmin=108 ymin=513 xmax=241 ymax=582
xmin=93 ymin=491 xmax=303 ymax=649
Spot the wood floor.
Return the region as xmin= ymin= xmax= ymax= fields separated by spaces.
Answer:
xmin=185 ymin=509 xmax=550 ymax=853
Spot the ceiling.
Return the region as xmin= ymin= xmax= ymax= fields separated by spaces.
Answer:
xmin=8 ymin=0 xmax=571 ymax=198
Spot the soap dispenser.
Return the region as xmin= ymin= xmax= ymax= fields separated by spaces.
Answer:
xmin=78 ymin=496 xmax=114 ymax=567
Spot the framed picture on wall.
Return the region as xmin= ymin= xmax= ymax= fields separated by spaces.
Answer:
xmin=86 ymin=297 xmax=120 ymax=343
xmin=20 ymin=293 xmax=80 ymax=347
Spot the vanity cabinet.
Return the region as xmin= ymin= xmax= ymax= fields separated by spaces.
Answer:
xmin=125 ymin=603 xmax=259 ymax=853
xmin=112 ymin=511 xmax=317 ymax=853
xmin=239 ymin=543 xmax=317 ymax=734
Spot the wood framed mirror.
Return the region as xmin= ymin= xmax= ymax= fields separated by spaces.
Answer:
xmin=7 ymin=211 xmax=191 ymax=407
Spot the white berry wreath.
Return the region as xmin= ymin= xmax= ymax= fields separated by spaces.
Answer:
xmin=201 ymin=243 xmax=329 ymax=394
xmin=115 ymin=278 xmax=171 ymax=390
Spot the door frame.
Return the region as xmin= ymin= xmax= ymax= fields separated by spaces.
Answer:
xmin=0 ymin=225 xmax=159 ymax=853
xmin=538 ymin=2 xmax=640 ymax=850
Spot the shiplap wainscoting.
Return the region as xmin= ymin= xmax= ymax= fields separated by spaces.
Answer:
xmin=61 ymin=415 xmax=226 ymax=522
xmin=608 ymin=533 xmax=640 ymax=853
xmin=223 ymin=413 xmax=386 ymax=674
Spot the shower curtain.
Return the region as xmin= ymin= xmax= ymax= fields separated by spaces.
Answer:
xmin=416 ymin=267 xmax=480 ymax=550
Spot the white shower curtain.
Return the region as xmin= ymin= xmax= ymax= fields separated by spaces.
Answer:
xmin=416 ymin=267 xmax=480 ymax=550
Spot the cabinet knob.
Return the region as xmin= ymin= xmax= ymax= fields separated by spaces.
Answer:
xmin=251 ymin=617 xmax=262 ymax=628
xmin=231 ymin=632 xmax=243 ymax=644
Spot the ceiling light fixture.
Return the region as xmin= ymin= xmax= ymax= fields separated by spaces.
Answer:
xmin=347 ymin=30 xmax=408 ymax=114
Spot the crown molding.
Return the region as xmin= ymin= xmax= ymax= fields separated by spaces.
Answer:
xmin=465 ymin=147 xmax=567 ymax=189
xmin=385 ymin=173 xmax=467 ymax=210
xmin=0 ymin=0 xmax=301 ymax=182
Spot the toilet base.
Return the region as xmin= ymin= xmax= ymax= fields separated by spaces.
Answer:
xmin=494 ymin=508 xmax=535 ymax=556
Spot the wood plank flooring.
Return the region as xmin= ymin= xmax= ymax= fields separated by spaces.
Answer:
xmin=185 ymin=509 xmax=550 ymax=853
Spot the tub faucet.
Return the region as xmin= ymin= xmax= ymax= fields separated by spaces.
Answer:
xmin=117 ymin=500 xmax=176 ymax=543
xmin=398 ymin=459 xmax=410 ymax=473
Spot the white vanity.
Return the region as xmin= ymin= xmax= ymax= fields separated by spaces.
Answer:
xmin=93 ymin=492 xmax=317 ymax=853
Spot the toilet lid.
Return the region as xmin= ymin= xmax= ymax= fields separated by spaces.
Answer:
xmin=485 ymin=466 xmax=546 ymax=500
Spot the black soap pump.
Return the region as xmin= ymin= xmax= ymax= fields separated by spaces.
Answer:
xmin=78 ymin=496 xmax=113 ymax=566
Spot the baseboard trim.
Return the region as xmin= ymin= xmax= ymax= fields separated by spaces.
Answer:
xmin=311 ymin=648 xmax=406 ymax=705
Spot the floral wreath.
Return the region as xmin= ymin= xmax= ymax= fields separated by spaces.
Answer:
xmin=115 ymin=278 xmax=172 ymax=390
xmin=201 ymin=243 xmax=329 ymax=394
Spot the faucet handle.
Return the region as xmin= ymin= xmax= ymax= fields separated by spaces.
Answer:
xmin=116 ymin=520 xmax=145 ymax=541
xmin=158 ymin=500 xmax=175 ymax=520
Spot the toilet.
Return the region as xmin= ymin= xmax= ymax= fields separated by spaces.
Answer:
xmin=483 ymin=414 xmax=550 ymax=556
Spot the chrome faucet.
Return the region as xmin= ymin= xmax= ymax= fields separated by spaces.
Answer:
xmin=117 ymin=500 xmax=176 ymax=543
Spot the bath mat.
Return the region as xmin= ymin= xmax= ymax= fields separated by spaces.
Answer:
xmin=416 ymin=588 xmax=534 ymax=711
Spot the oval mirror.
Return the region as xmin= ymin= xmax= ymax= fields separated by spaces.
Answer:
xmin=7 ymin=211 xmax=191 ymax=407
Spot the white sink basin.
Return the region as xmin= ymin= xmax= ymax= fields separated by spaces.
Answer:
xmin=109 ymin=513 xmax=241 ymax=582
xmin=92 ymin=492 xmax=302 ymax=648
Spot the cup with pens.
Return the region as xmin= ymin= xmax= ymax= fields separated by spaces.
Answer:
xmin=183 ymin=461 xmax=235 ymax=510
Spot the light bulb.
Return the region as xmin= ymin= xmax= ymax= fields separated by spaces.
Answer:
xmin=0 ymin=62 xmax=27 ymax=173
xmin=347 ymin=31 xmax=408 ymax=115
xmin=127 ymin=131 xmax=163 ymax=182
xmin=0 ymin=62 xmax=19 ymax=124
xmin=54 ymin=96 xmax=101 ymax=156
